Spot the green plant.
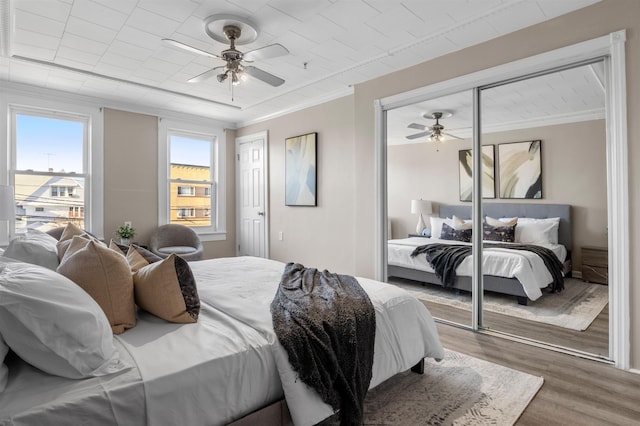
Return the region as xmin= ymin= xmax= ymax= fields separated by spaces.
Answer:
xmin=116 ymin=223 xmax=135 ymax=239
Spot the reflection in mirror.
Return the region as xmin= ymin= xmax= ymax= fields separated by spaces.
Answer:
xmin=385 ymin=90 xmax=474 ymax=328
xmin=480 ymin=61 xmax=608 ymax=358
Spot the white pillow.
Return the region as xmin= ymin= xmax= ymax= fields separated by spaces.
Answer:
xmin=451 ymin=215 xmax=472 ymax=230
xmin=430 ymin=217 xmax=452 ymax=239
xmin=3 ymin=229 xmax=59 ymax=270
xmin=0 ymin=259 xmax=130 ymax=379
xmin=515 ymin=217 xmax=560 ymax=244
xmin=485 ymin=216 xmax=518 ymax=227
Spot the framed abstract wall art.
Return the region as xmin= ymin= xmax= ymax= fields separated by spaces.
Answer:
xmin=458 ymin=145 xmax=495 ymax=201
xmin=498 ymin=140 xmax=542 ymax=199
xmin=285 ymin=132 xmax=317 ymax=206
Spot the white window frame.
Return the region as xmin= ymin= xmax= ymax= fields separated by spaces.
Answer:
xmin=158 ymin=118 xmax=226 ymax=241
xmin=2 ymin=97 xmax=104 ymax=242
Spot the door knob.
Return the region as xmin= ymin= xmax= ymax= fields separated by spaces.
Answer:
xmin=258 ymin=211 xmax=265 ymax=216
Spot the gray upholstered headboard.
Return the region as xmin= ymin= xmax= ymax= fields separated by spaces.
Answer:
xmin=439 ymin=203 xmax=572 ymax=251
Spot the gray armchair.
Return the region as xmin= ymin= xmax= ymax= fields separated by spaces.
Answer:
xmin=149 ymin=224 xmax=203 ymax=261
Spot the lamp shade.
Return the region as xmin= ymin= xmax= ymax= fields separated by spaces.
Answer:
xmin=410 ymin=199 xmax=432 ymax=215
xmin=0 ymin=185 xmax=15 ymax=220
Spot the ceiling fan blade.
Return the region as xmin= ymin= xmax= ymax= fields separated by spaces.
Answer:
xmin=407 ymin=123 xmax=426 ymax=130
xmin=243 ymin=43 xmax=289 ymax=62
xmin=406 ymin=131 xmax=432 ymax=140
xmin=442 ymin=131 xmax=464 ymax=140
xmin=162 ymin=38 xmax=220 ymax=59
xmin=244 ymin=66 xmax=285 ymax=87
xmin=188 ymin=66 xmax=226 ymax=83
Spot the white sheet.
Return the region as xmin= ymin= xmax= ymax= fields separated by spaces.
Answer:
xmin=0 ymin=340 xmax=145 ymax=426
xmin=115 ymin=305 xmax=283 ymax=426
xmin=388 ymin=237 xmax=567 ymax=301
xmin=188 ymin=256 xmax=444 ymax=426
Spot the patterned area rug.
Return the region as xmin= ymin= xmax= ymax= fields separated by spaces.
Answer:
xmin=394 ymin=277 xmax=608 ymax=331
xmin=364 ymin=350 xmax=543 ymax=425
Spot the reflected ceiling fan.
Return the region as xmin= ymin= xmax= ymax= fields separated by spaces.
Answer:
xmin=163 ymin=15 xmax=288 ymax=88
xmin=406 ymin=111 xmax=463 ymax=142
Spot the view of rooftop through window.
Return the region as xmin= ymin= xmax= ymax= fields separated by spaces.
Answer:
xmin=14 ymin=113 xmax=86 ymax=232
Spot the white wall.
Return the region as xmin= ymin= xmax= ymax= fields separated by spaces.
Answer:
xmin=236 ymin=96 xmax=356 ymax=274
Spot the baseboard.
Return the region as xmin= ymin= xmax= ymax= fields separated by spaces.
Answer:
xmin=572 ymin=270 xmax=582 ymax=279
xmin=629 ymin=368 xmax=640 ymax=375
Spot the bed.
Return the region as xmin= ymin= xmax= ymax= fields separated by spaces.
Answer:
xmin=388 ymin=203 xmax=572 ymax=305
xmin=0 ymin=232 xmax=444 ymax=426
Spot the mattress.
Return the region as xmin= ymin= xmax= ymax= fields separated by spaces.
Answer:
xmin=388 ymin=237 xmax=567 ymax=301
xmin=0 ymin=256 xmax=444 ymax=426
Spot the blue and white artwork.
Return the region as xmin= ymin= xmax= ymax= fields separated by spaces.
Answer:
xmin=285 ymin=133 xmax=317 ymax=206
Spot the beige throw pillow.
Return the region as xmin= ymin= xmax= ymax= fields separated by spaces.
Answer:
xmin=58 ymin=222 xmax=85 ymax=242
xmin=134 ymin=254 xmax=200 ymax=323
xmin=486 ymin=216 xmax=518 ymax=227
xmin=57 ymin=238 xmax=136 ymax=334
xmin=126 ymin=247 xmax=149 ymax=273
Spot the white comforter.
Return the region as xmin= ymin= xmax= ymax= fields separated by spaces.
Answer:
xmin=186 ymin=256 xmax=444 ymax=425
xmin=388 ymin=237 xmax=567 ymax=301
xmin=0 ymin=256 xmax=443 ymax=426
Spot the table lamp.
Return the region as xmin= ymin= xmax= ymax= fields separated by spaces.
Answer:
xmin=411 ymin=199 xmax=432 ymax=234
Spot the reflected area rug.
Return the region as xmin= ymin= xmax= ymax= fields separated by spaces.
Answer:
xmin=364 ymin=350 xmax=543 ymax=425
xmin=393 ymin=277 xmax=608 ymax=331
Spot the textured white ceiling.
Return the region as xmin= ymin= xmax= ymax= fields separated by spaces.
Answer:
xmin=0 ymin=0 xmax=601 ymax=128
xmin=387 ymin=61 xmax=606 ymax=145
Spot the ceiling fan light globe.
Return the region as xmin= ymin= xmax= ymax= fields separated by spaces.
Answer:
xmin=231 ymin=71 xmax=240 ymax=85
xmin=216 ymin=73 xmax=228 ymax=83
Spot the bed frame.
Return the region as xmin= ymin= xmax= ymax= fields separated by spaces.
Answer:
xmin=229 ymin=359 xmax=426 ymax=426
xmin=387 ymin=203 xmax=572 ymax=305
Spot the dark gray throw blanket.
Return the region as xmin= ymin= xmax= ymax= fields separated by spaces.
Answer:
xmin=270 ymin=263 xmax=376 ymax=426
xmin=411 ymin=243 xmax=564 ymax=293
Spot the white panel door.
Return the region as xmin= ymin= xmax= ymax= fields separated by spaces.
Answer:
xmin=236 ymin=133 xmax=268 ymax=257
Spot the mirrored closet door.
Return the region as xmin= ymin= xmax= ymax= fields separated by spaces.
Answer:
xmin=385 ymin=90 xmax=474 ymax=328
xmin=479 ymin=61 xmax=609 ymax=358
xmin=384 ymin=60 xmax=610 ymax=359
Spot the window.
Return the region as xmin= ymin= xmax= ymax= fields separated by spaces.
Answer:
xmin=51 ymin=186 xmax=68 ymax=197
xmin=159 ymin=118 xmax=226 ymax=241
xmin=177 ymin=208 xmax=195 ymax=218
xmin=177 ymin=185 xmax=195 ymax=196
xmin=69 ymin=206 xmax=84 ymax=218
xmin=12 ymin=111 xmax=88 ymax=233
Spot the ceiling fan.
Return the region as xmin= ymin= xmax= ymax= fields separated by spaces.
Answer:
xmin=163 ymin=15 xmax=289 ymax=88
xmin=406 ymin=111 xmax=463 ymax=142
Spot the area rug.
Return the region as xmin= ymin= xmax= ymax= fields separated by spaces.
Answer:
xmin=363 ymin=350 xmax=543 ymax=425
xmin=394 ymin=277 xmax=608 ymax=331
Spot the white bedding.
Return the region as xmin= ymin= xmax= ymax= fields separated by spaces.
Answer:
xmin=187 ymin=256 xmax=444 ymax=426
xmin=0 ymin=256 xmax=444 ymax=426
xmin=388 ymin=237 xmax=567 ymax=301
xmin=0 ymin=340 xmax=145 ymax=426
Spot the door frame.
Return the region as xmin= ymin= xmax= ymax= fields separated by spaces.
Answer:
xmin=374 ymin=31 xmax=629 ymax=369
xmin=235 ymin=131 xmax=270 ymax=258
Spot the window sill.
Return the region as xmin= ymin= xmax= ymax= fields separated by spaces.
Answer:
xmin=198 ymin=231 xmax=227 ymax=242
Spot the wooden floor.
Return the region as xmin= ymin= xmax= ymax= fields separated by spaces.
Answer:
xmin=438 ymin=323 xmax=640 ymax=425
xmin=391 ymin=277 xmax=609 ymax=357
